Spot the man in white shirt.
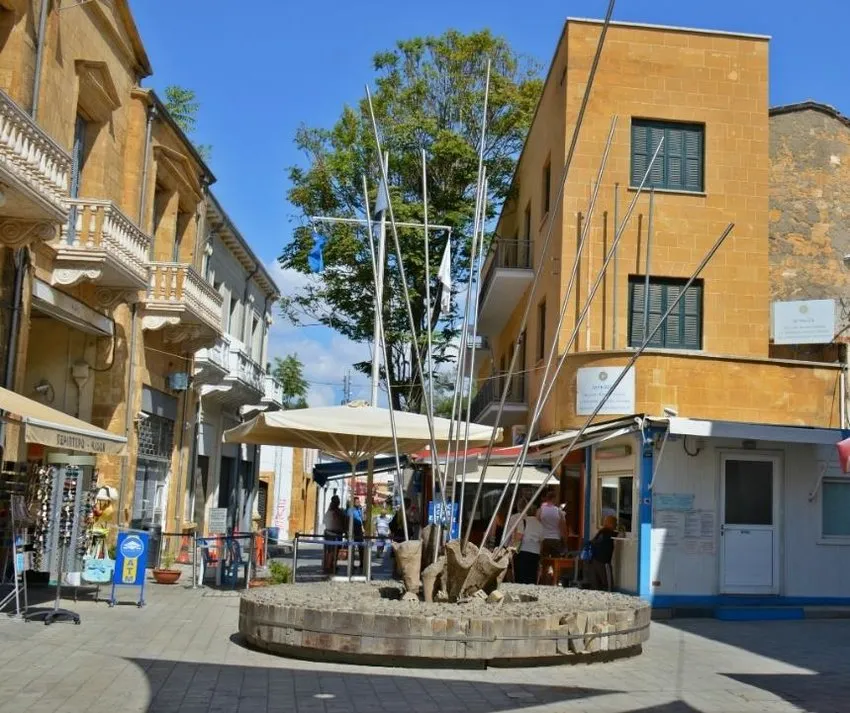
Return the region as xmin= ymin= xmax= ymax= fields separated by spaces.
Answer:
xmin=538 ymin=488 xmax=567 ymax=557
xmin=507 ymin=501 xmax=544 ymax=584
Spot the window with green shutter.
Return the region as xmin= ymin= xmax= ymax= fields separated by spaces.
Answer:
xmin=631 ymin=119 xmax=705 ymax=192
xmin=628 ymin=277 xmax=703 ymax=350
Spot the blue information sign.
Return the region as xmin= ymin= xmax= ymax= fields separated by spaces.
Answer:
xmin=109 ymin=530 xmax=148 ymax=607
xmin=428 ymin=500 xmax=460 ymax=540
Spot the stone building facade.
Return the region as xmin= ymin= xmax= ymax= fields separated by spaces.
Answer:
xmin=0 ymin=0 xmax=286 ymax=544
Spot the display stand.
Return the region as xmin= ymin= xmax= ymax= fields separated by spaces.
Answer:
xmin=24 ymin=536 xmax=80 ymax=625
xmin=108 ymin=529 xmax=148 ymax=608
xmin=0 ymin=494 xmax=31 ymax=616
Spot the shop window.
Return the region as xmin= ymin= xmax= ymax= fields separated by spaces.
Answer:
xmin=822 ymin=479 xmax=850 ymax=539
xmin=631 ymin=119 xmax=704 ymax=192
xmin=628 ymin=276 xmax=703 ymax=350
xmin=598 ymin=474 xmax=633 ymax=535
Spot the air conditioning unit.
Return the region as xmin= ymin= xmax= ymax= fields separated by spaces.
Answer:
xmin=167 ymin=372 xmax=189 ymax=391
xmin=511 ymin=425 xmax=527 ymax=445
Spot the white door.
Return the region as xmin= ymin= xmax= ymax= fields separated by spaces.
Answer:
xmin=720 ymin=454 xmax=780 ymax=595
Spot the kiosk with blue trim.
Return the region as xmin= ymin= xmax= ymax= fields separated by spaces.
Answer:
xmin=109 ymin=529 xmax=148 ymax=607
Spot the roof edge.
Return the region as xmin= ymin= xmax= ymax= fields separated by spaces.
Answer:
xmin=566 ymin=17 xmax=770 ymax=41
xmin=770 ymin=100 xmax=850 ymax=129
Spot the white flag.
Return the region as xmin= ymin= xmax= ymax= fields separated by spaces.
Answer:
xmin=438 ymin=238 xmax=451 ymax=314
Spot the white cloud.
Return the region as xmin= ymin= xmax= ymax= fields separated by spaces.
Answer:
xmin=265 ymin=260 xmax=371 ymax=407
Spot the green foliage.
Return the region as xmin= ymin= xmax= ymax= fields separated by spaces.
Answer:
xmin=268 ymin=561 xmax=292 ymax=584
xmin=160 ymin=550 xmax=175 ymax=570
xmin=272 ymin=354 xmax=309 ymax=409
xmin=163 ymin=85 xmax=212 ymax=163
xmin=281 ymin=30 xmax=542 ymax=413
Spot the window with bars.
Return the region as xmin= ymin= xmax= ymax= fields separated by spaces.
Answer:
xmin=628 ymin=277 xmax=703 ymax=350
xmin=136 ymin=413 xmax=175 ymax=461
xmin=631 ymin=119 xmax=704 ymax=192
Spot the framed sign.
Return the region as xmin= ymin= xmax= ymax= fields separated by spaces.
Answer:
xmin=576 ymin=367 xmax=635 ymax=415
xmin=772 ymin=299 xmax=835 ymax=345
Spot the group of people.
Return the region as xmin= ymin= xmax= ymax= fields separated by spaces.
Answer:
xmin=320 ymin=487 xmax=616 ymax=590
xmin=321 ymin=494 xmax=420 ymax=575
xmin=504 ymin=488 xmax=617 ymax=590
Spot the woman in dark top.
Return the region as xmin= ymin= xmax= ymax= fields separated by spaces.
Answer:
xmin=586 ymin=515 xmax=617 ymax=591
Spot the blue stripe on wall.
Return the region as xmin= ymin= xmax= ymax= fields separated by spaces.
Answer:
xmin=638 ymin=430 xmax=654 ymax=600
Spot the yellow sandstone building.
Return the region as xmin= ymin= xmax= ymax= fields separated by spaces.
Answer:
xmin=0 ymin=0 xmax=284 ymax=566
xmin=471 ymin=20 xmax=850 ymax=609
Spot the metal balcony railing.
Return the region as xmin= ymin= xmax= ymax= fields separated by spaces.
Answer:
xmin=470 ymin=372 xmax=526 ymax=423
xmin=478 ymin=239 xmax=532 ymax=307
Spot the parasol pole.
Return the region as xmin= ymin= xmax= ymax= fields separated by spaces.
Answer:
xmin=363 ymin=173 xmax=408 ymax=540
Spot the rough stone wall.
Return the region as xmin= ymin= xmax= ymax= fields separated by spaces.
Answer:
xmin=769 ymin=107 xmax=850 ymax=339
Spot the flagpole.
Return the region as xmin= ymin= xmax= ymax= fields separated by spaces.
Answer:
xmin=370 ymin=152 xmax=389 ymax=407
xmin=421 ymin=149 xmax=437 ymax=516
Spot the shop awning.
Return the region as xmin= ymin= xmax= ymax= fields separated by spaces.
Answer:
xmin=0 ymin=386 xmax=127 ymax=456
xmin=312 ymin=455 xmax=408 ymax=487
xmin=411 ymin=416 xmax=642 ymax=464
xmin=461 ymin=463 xmax=552 ymax=486
xmin=647 ymin=416 xmax=842 ymax=446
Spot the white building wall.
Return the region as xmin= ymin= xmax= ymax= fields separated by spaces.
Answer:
xmin=261 ymin=446 xmax=294 ymax=540
xmin=650 ymin=437 xmax=850 ymax=601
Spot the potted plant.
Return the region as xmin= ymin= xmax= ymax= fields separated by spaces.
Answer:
xmin=152 ymin=550 xmax=181 ymax=584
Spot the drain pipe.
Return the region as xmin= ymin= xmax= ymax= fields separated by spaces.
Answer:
xmin=31 ymin=0 xmax=50 ymax=120
xmin=117 ymin=303 xmax=138 ymax=526
xmin=138 ymin=103 xmax=155 ymax=230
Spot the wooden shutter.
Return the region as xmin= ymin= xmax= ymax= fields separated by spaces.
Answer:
xmin=682 ymin=282 xmax=702 ymax=348
xmin=684 ymin=126 xmax=704 ymax=192
xmin=646 ymin=281 xmax=665 ymax=347
xmin=648 ymin=126 xmax=665 ymax=187
xmin=628 ymin=280 xmax=644 ymax=346
xmin=666 ymin=127 xmax=684 ymax=191
xmin=631 ymin=123 xmax=648 ymax=186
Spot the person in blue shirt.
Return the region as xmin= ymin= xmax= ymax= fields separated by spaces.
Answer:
xmin=347 ymin=497 xmax=365 ymax=572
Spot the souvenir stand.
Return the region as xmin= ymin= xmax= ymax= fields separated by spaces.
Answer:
xmin=0 ymin=386 xmax=127 ymax=624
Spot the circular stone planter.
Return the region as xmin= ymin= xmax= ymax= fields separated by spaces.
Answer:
xmin=239 ymin=582 xmax=650 ymax=668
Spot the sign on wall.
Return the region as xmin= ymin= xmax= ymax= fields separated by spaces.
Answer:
xmin=207 ymin=507 xmax=228 ymax=534
xmin=771 ymin=299 xmax=835 ymax=345
xmin=576 ymin=366 xmax=636 ymax=415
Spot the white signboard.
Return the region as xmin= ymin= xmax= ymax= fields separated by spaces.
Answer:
xmin=576 ymin=366 xmax=635 ymax=416
xmin=772 ymin=299 xmax=835 ymax=345
xmin=207 ymin=507 xmax=228 ymax=534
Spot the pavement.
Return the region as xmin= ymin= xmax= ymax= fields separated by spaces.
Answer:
xmin=1 ymin=549 xmax=848 ymax=713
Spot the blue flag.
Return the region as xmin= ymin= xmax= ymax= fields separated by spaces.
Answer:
xmin=308 ymin=232 xmax=325 ymax=273
xmin=374 ymin=179 xmax=389 ymax=216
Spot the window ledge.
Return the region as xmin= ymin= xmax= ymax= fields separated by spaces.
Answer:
xmin=626 ymin=346 xmax=704 ymax=356
xmin=627 ymin=186 xmax=706 ymax=197
xmin=817 ymin=538 xmax=850 ymax=546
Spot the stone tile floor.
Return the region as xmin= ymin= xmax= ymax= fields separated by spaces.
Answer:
xmin=1 ymin=569 xmax=849 ymax=713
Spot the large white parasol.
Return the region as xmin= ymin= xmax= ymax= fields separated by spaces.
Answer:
xmin=222 ymin=401 xmax=500 ymax=461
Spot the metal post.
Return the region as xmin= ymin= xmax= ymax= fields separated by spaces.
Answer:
xmin=370 ymin=153 xmax=389 ymax=407
xmin=643 ymin=188 xmax=655 ymax=342
xmin=246 ymin=535 xmax=254 ymax=590
xmin=612 ymin=183 xmax=619 ymax=348
xmin=292 ymin=534 xmax=298 ymax=584
xmin=463 ymin=0 xmax=617 ymax=547
xmin=501 ymin=223 xmax=735 ymax=547
xmin=192 ymin=532 xmax=197 ymax=589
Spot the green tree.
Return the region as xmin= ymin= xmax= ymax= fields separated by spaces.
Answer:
xmin=163 ymin=85 xmax=212 ymax=162
xmin=272 ymin=354 xmax=309 ymax=409
xmin=281 ymin=30 xmax=542 ymax=412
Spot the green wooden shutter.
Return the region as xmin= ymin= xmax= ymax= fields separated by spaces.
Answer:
xmin=631 ymin=123 xmax=648 ymax=186
xmin=666 ymin=127 xmax=684 ymax=191
xmin=683 ymin=126 xmax=703 ymax=192
xmin=682 ymin=282 xmax=702 ymax=349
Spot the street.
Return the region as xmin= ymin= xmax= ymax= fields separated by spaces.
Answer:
xmin=1 ymin=571 xmax=848 ymax=713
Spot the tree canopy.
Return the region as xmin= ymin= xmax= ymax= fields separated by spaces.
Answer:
xmin=163 ymin=85 xmax=212 ymax=162
xmin=272 ymin=354 xmax=309 ymax=410
xmin=280 ymin=30 xmax=542 ymax=412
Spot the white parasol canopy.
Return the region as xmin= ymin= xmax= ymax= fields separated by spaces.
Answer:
xmin=222 ymin=401 xmax=500 ymax=464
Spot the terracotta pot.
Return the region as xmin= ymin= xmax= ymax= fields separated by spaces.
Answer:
xmin=249 ymin=579 xmax=268 ymax=589
xmin=152 ymin=568 xmax=181 ymax=585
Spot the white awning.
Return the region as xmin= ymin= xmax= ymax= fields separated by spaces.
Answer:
xmin=648 ymin=416 xmax=842 ymax=446
xmin=0 ymin=386 xmax=127 ymax=456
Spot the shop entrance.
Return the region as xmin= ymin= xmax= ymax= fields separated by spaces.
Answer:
xmin=720 ymin=453 xmax=781 ymax=595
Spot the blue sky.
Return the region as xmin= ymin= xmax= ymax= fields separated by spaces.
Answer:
xmin=130 ymin=0 xmax=849 ymax=406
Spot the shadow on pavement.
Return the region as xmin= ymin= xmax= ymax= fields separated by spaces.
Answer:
xmin=663 ymin=618 xmax=850 ymax=713
xmin=129 ymin=656 xmax=618 ymax=713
